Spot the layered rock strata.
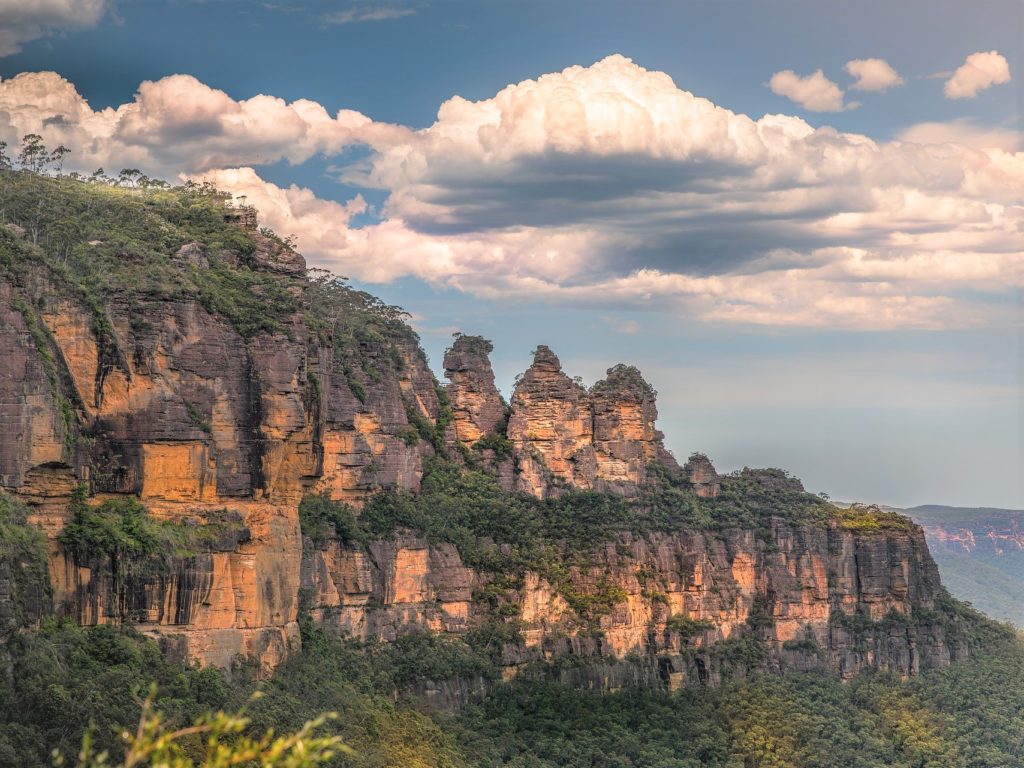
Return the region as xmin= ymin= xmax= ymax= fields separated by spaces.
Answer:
xmin=1 ymin=230 xmax=440 ymax=670
xmin=302 ymin=516 xmax=961 ymax=686
xmin=443 ymin=335 xmax=505 ymax=447
xmin=0 ymin=205 xmax=969 ymax=682
xmin=507 ymin=347 xmax=682 ymax=498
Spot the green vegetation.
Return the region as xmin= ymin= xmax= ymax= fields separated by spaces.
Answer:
xmin=299 ymin=493 xmax=366 ymax=547
xmin=69 ymin=691 xmax=343 ymax=768
xmin=3 ymin=618 xmax=1023 ymax=768
xmin=473 ymin=431 xmax=513 ymax=461
xmin=0 ymin=167 xmax=299 ymax=340
xmin=642 ymin=465 xmax=917 ymax=536
xmin=666 ymin=615 xmax=716 ymax=639
xmin=0 ymin=620 xmax=238 ymax=765
xmin=305 ymin=268 xmax=419 ymax=406
xmin=0 ymin=620 xmax=468 ymax=768
xmin=0 ymin=494 xmax=50 ymax=632
xmin=452 ymin=638 xmax=1024 ymax=767
xmin=57 ymin=486 xmax=247 ymax=564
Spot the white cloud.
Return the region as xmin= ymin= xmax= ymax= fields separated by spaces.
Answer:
xmin=0 ymin=71 xmax=413 ymax=176
xmin=768 ymin=69 xmax=852 ymax=112
xmin=2 ymin=55 xmax=1022 ymax=331
xmin=0 ymin=0 xmax=107 ymax=57
xmin=898 ymin=118 xmax=1021 ymax=152
xmin=845 ymin=58 xmax=904 ymax=92
xmin=323 ymin=7 xmax=415 ymax=24
xmin=944 ymin=50 xmax=1011 ymax=99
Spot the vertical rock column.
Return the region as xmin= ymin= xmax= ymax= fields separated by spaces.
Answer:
xmin=507 ymin=346 xmax=596 ymax=497
xmin=443 ymin=335 xmax=506 ymax=447
xmin=590 ymin=364 xmax=680 ymax=495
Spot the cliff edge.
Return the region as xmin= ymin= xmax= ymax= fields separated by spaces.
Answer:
xmin=0 ymin=172 xmax=1000 ymax=681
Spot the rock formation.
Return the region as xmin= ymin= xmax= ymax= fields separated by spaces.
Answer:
xmin=301 ymin=516 xmax=962 ymax=686
xmin=443 ymin=335 xmax=505 ymax=447
xmin=682 ymin=453 xmax=721 ymax=498
xmin=0 ymin=220 xmax=440 ymax=672
xmin=507 ymin=346 xmax=596 ymax=496
xmin=505 ymin=347 xmax=680 ymax=498
xmin=0 ymin=184 xmax=979 ymax=683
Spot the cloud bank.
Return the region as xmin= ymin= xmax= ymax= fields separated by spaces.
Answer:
xmin=1 ymin=55 xmax=1020 ymax=331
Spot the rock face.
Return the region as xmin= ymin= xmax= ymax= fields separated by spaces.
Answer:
xmin=0 ymin=224 xmax=439 ymax=672
xmin=506 ymin=347 xmax=679 ymax=498
xmin=302 ymin=518 xmax=962 ymax=686
xmin=0 ymin=195 xmax=974 ymax=683
xmin=682 ymin=454 xmax=721 ymax=498
xmin=443 ymin=335 xmax=505 ymax=447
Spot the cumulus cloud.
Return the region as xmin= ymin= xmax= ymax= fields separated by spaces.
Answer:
xmin=3 ymin=55 xmax=1021 ymax=331
xmin=0 ymin=71 xmax=412 ymax=177
xmin=0 ymin=0 xmax=107 ymax=57
xmin=944 ymin=50 xmax=1012 ymax=99
xmin=768 ymin=69 xmax=852 ymax=112
xmin=845 ymin=58 xmax=904 ymax=92
xmin=323 ymin=6 xmax=415 ymax=24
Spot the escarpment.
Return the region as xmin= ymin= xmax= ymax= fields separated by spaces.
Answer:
xmin=0 ymin=174 xmax=997 ymax=683
xmin=302 ymin=515 xmax=971 ymax=687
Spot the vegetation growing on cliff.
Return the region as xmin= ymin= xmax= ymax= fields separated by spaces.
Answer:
xmin=0 ymin=154 xmax=421 ymax=356
xmin=58 ymin=487 xmax=248 ymax=564
xmin=0 ymin=494 xmax=50 ymax=632
xmin=0 ymin=164 xmax=299 ymax=339
xmin=2 ymin=618 xmax=1022 ymax=768
xmin=347 ymin=457 xmax=916 ymax=577
xmin=299 ymin=492 xmax=366 ymax=547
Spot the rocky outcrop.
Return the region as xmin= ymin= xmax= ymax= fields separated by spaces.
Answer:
xmin=443 ymin=335 xmax=505 ymax=447
xmin=507 ymin=346 xmax=595 ymax=496
xmin=682 ymin=454 xmax=720 ymax=498
xmin=590 ymin=364 xmax=680 ymax=494
xmin=507 ymin=347 xmax=679 ymax=498
xmin=302 ymin=518 xmax=963 ymax=686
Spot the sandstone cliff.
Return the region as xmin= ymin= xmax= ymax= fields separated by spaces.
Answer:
xmin=0 ymin=174 xmax=985 ymax=683
xmin=301 ymin=489 xmax=972 ymax=688
xmin=443 ymin=335 xmax=505 ymax=448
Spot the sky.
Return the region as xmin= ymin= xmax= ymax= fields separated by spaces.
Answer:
xmin=0 ymin=0 xmax=1021 ymax=508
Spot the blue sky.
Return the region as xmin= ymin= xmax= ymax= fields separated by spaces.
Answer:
xmin=0 ymin=0 xmax=1020 ymax=507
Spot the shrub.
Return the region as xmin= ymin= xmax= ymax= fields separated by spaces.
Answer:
xmin=298 ymin=493 xmax=366 ymax=546
xmin=666 ymin=615 xmax=715 ymax=639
